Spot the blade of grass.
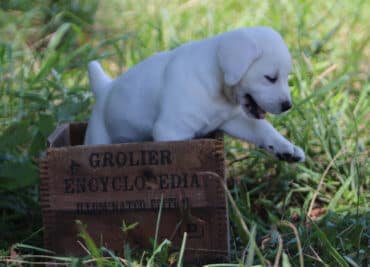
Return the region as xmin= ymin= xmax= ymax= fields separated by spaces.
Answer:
xmin=153 ymin=194 xmax=164 ymax=252
xmin=311 ymin=221 xmax=349 ymax=267
xmin=124 ymin=243 xmax=132 ymax=267
xmin=343 ymin=256 xmax=360 ymax=267
xmin=47 ymin=23 xmax=72 ymax=51
xmin=177 ymin=232 xmax=187 ymax=267
xmin=277 ymin=221 xmax=304 ymax=267
xmin=295 ymin=74 xmax=349 ymax=108
xmin=282 ymin=253 xmax=291 ymax=267
xmin=273 ymin=230 xmax=283 ymax=267
xmin=11 ymin=243 xmax=55 ymax=255
xmin=203 ymin=264 xmax=246 ymax=267
xmin=327 ymin=175 xmax=352 ymax=210
xmin=101 ymin=247 xmax=125 ymax=267
xmin=147 ymin=239 xmax=171 ymax=267
xmin=307 ymin=145 xmax=347 ymax=217
xmin=245 ymin=224 xmax=257 ymax=266
xmin=76 ymin=220 xmax=103 ymax=267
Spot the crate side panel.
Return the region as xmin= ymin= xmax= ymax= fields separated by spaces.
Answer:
xmin=43 ymin=137 xmax=229 ymax=262
xmin=46 ymin=140 xmax=225 ymax=210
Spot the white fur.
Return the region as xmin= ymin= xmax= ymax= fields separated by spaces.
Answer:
xmin=85 ymin=27 xmax=304 ymax=162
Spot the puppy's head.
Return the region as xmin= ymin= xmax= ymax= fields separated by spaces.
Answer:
xmin=218 ymin=27 xmax=293 ymax=119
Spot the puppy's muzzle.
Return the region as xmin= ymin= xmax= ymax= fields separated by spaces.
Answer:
xmin=280 ymin=100 xmax=292 ymax=112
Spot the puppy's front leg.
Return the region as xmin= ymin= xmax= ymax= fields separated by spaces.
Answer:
xmin=221 ymin=113 xmax=305 ymax=162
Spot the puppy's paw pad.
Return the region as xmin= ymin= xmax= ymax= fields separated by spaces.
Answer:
xmin=293 ymin=146 xmax=305 ymax=162
xmin=276 ymin=146 xmax=305 ymax=163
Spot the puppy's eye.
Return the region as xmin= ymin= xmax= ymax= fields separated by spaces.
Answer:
xmin=264 ymin=75 xmax=278 ymax=83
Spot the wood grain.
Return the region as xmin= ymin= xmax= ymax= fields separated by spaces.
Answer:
xmin=40 ymin=123 xmax=229 ymax=263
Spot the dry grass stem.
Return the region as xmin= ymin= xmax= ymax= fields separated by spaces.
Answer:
xmin=307 ymin=145 xmax=347 ymax=218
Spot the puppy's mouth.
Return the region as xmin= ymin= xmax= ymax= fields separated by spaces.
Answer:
xmin=244 ymin=94 xmax=267 ymax=119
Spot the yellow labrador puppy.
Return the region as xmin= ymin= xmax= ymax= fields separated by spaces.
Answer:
xmin=85 ymin=27 xmax=304 ymax=162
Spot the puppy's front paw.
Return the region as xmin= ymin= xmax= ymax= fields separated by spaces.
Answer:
xmin=276 ymin=145 xmax=305 ymax=163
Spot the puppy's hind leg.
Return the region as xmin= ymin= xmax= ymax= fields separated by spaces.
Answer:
xmin=152 ymin=118 xmax=195 ymax=141
xmin=84 ymin=108 xmax=111 ymax=145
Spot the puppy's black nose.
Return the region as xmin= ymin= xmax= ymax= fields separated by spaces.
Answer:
xmin=281 ymin=101 xmax=292 ymax=112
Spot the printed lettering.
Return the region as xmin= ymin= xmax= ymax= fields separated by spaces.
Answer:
xmin=87 ymin=150 xmax=173 ymax=168
xmin=151 ymin=198 xmax=178 ymax=209
xmin=159 ymin=174 xmax=169 ymax=189
xmin=69 ymin=160 xmax=80 ymax=175
xmin=134 ymin=176 xmax=145 ymax=190
xmin=182 ymin=198 xmax=189 ymax=208
xmin=160 ymin=150 xmax=172 ymax=165
xmin=76 ymin=177 xmax=86 ymax=193
xmin=171 ymin=173 xmax=187 ymax=188
xmin=62 ymin=172 xmax=202 ymax=194
xmin=129 ymin=152 xmax=140 ymax=166
xmin=76 ymin=202 xmax=90 ymax=214
xmin=100 ymin=177 xmax=109 ymax=192
xmin=112 ymin=177 xmax=122 ymax=191
xmin=110 ymin=201 xmax=118 ymax=211
xmin=76 ymin=202 xmax=83 ymax=213
xmin=75 ymin=198 xmax=189 ymax=214
xmin=124 ymin=176 xmax=134 ymax=191
xmin=190 ymin=174 xmax=200 ymax=188
xmin=125 ymin=200 xmax=145 ymax=209
xmin=89 ymin=153 xmax=100 ymax=168
xmin=64 ymin=178 xmax=74 ymax=193
xmin=116 ymin=152 xmax=127 ymax=166
xmin=140 ymin=150 xmax=147 ymax=165
xmin=167 ymin=198 xmax=177 ymax=208
xmin=88 ymin=177 xmax=99 ymax=192
xmin=103 ymin=152 xmax=114 ymax=167
xmin=148 ymin=150 xmax=159 ymax=165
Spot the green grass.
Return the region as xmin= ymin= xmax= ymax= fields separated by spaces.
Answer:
xmin=0 ymin=0 xmax=369 ymax=266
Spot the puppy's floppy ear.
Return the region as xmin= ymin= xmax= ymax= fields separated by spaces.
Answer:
xmin=217 ymin=30 xmax=261 ymax=86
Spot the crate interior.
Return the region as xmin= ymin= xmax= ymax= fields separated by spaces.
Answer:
xmin=47 ymin=123 xmax=87 ymax=148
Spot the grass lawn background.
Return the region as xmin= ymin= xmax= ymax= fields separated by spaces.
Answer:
xmin=0 ymin=0 xmax=369 ymax=266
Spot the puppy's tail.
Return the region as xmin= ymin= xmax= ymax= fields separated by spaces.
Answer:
xmin=88 ymin=60 xmax=112 ymax=98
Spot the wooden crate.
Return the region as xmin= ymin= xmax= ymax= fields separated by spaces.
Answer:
xmin=39 ymin=123 xmax=229 ymax=263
